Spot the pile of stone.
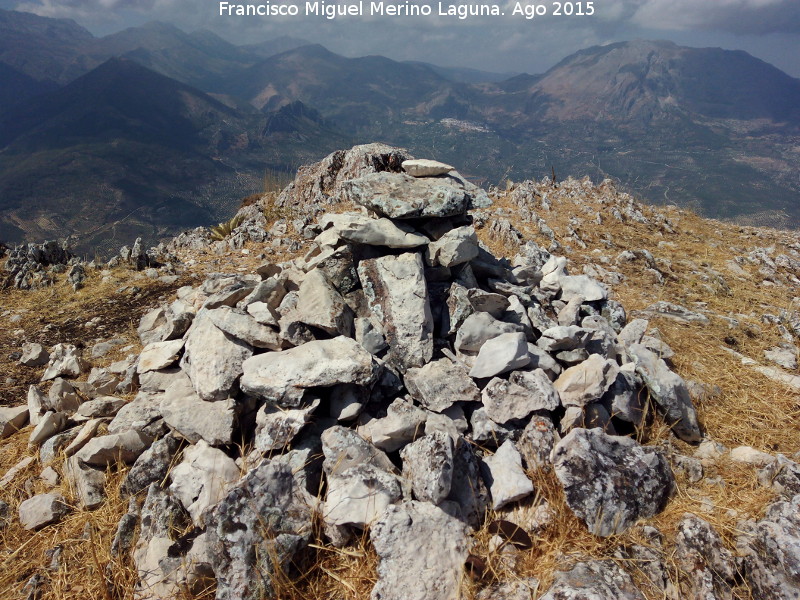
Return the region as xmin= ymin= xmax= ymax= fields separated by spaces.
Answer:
xmin=4 ymin=148 xmax=800 ymax=600
xmin=2 ymin=239 xmax=77 ymax=290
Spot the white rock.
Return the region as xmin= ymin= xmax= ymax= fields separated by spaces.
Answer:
xmin=426 ymin=225 xmax=479 ymax=268
xmin=324 ymin=463 xmax=403 ymax=528
xmin=27 ymin=385 xmax=47 ymax=426
xmin=64 ymin=456 xmax=106 ymax=509
xmin=75 ymin=429 xmax=151 ymax=466
xmin=400 ymin=431 xmax=455 ymax=504
xmin=292 ymin=269 xmax=353 ymax=336
xmin=241 ymin=336 xmax=375 ymax=407
xmin=404 ymin=358 xmax=480 ymax=413
xmin=358 ymin=397 xmax=427 ymax=452
xmin=358 ymin=252 xmax=433 ymax=370
xmin=18 ymin=493 xmax=70 ymax=530
xmin=554 ymin=354 xmax=620 ymax=407
xmin=482 ymin=377 xmax=546 ymax=424
xmin=455 ymin=312 xmax=522 ymax=354
xmin=336 ymin=216 xmax=429 ymax=248
xmin=180 ymin=309 xmax=253 ymax=401
xmin=0 ymin=456 xmax=35 ymax=487
xmin=41 ymin=343 xmax=86 ymax=381
xmin=402 ymin=158 xmax=454 ymax=177
xmin=509 ymin=369 xmax=561 ymax=411
xmin=254 ymin=398 xmax=319 ymax=452
xmin=20 ymin=342 xmax=49 ymax=367
xmin=482 ymin=440 xmax=534 ymax=509
xmin=75 ymin=396 xmax=126 ymax=419
xmin=469 ymin=332 xmax=530 ymax=378
xmin=136 ymin=339 xmax=185 ymax=374
xmin=28 ymin=411 xmax=68 ymax=446
xmin=63 ymin=418 xmax=105 ymax=457
xmin=370 ymin=501 xmax=469 ymax=600
xmin=730 ymin=446 xmax=775 ymax=467
xmin=169 ymin=440 xmax=240 ymax=527
xmin=157 ymin=374 xmax=236 ymax=446
xmin=0 ymin=405 xmax=28 ymax=439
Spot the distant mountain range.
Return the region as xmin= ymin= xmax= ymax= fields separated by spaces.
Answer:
xmin=1 ymin=8 xmax=799 ymax=253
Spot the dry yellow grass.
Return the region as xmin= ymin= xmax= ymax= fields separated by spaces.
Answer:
xmin=1 ymin=179 xmax=798 ymax=599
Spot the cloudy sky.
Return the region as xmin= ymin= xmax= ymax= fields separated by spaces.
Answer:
xmin=3 ymin=0 xmax=800 ymax=77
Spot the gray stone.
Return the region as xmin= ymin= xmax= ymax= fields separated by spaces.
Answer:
xmin=370 ymin=501 xmax=470 ymax=600
xmin=729 ymin=446 xmax=775 ymax=467
xmin=675 ymin=514 xmax=737 ymax=599
xmin=0 ymin=456 xmax=35 ymax=487
xmin=27 ymin=385 xmax=47 ymax=426
xmin=554 ymin=354 xmax=619 ymax=407
xmin=41 ymin=343 xmax=86 ymax=381
xmin=39 ymin=466 xmax=60 ymax=487
xmin=517 ymin=414 xmax=559 ymax=471
xmin=245 ymin=301 xmax=279 ymax=327
xmin=336 ymin=216 xmax=429 ymax=248
xmin=180 ymin=309 xmax=254 ymax=401
xmin=602 ymin=364 xmax=646 ymax=426
xmin=324 ymin=463 xmax=403 ymax=528
xmin=758 ymin=454 xmax=800 ymax=499
xmin=553 ymin=428 xmax=675 ymax=536
xmin=354 ymin=317 xmax=388 ymax=355
xmin=20 ymin=342 xmax=49 ymax=367
xmin=29 ymin=410 xmax=68 ymax=446
xmin=476 ymin=579 xmax=540 ymax=600
xmin=343 ymin=171 xmax=472 ymax=219
xmin=64 ymin=456 xmax=106 ymax=509
xmin=470 ymin=407 xmax=517 ymax=446
xmin=402 ymin=158 xmax=454 ymax=177
xmin=539 ymin=560 xmax=646 ymax=600
xmin=291 ymin=269 xmax=353 ymax=337
xmin=63 ymin=418 xmax=105 ymax=457
xmin=469 ymin=332 xmax=530 ymax=378
xmin=254 ymin=398 xmax=319 ymax=452
xmin=241 ymin=336 xmax=375 ymax=407
xmin=75 ymin=396 xmax=125 ymax=419
xmin=764 ymin=346 xmax=798 ymax=370
xmin=509 ymin=369 xmax=561 ymax=411
xmin=19 ymin=493 xmax=70 ymax=530
xmin=111 ymin=498 xmax=139 ymax=556
xmin=329 ymin=384 xmax=367 ymax=421
xmin=169 ymin=440 xmax=240 ymax=527
xmin=108 ymin=393 xmax=165 ymax=439
xmin=481 ymin=376 xmax=550 ymax=425
xmin=87 ymin=368 xmax=121 ymax=396
xmin=455 ymin=312 xmax=522 ymax=354
xmin=618 ymin=318 xmax=649 ymax=347
xmin=39 ymin=426 xmax=80 ymax=464
xmin=203 ymin=462 xmax=310 ymax=600
xmin=536 ymin=325 xmax=592 ymax=352
xmin=358 ymin=397 xmax=427 ymax=452
xmin=628 ymin=344 xmax=702 ymax=443
xmin=482 ymin=440 xmax=534 ymax=509
xmin=136 ymin=339 xmax=184 ymax=373
xmin=358 ymin=252 xmax=433 ymax=370
xmin=447 ymin=436 xmax=490 ymax=528
xmin=122 ymin=435 xmax=181 ymax=497
xmin=47 ymin=378 xmax=80 ymax=414
xmin=75 ymin=430 xmax=151 ymax=466
xmin=133 ymin=483 xmax=189 ymax=600
xmin=426 ymin=225 xmax=479 ymax=268
xmin=0 ymin=405 xmax=28 ymax=439
xmin=401 ymin=431 xmax=454 ymax=504
xmin=404 ymin=358 xmax=480 ymax=413
xmin=634 ymin=301 xmax=709 ymax=325
xmin=159 ymin=377 xmax=236 ymax=446
xmin=737 ymin=494 xmax=800 ymax=599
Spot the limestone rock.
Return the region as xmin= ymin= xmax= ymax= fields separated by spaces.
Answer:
xmin=180 ymin=309 xmax=253 ymax=401
xmin=539 ymin=560 xmax=646 ymax=600
xmin=482 ymin=440 xmax=535 ymax=509
xmin=20 ymin=342 xmax=49 ymax=367
xmin=404 ymin=358 xmax=480 ymax=413
xmin=63 ymin=418 xmax=105 ymax=457
xmin=324 ymin=463 xmax=403 ymax=528
xmin=254 ymin=398 xmax=319 ymax=452
xmin=27 ymin=385 xmax=47 ymax=426
xmin=675 ymin=514 xmax=737 ymax=599
xmin=292 ymin=269 xmax=353 ymax=336
xmin=628 ymin=344 xmax=702 ymax=443
xmin=737 ymin=494 xmax=800 ymax=599
xmin=241 ymin=336 xmax=375 ymax=407
xmin=554 ymin=354 xmax=620 ymax=407
xmin=64 ymin=456 xmax=106 ymax=509
xmin=426 ymin=225 xmax=479 ymax=268
xmin=136 ymin=339 xmax=184 ymax=374
xmin=75 ymin=430 xmax=152 ymax=466
xmin=122 ymin=434 xmax=181 ymax=497
xmin=41 ymin=343 xmax=86 ymax=381
xmin=169 ymin=440 xmax=240 ymax=527
xmin=400 ymin=431 xmax=454 ymax=504
xmin=0 ymin=405 xmax=28 ymax=439
xmin=358 ymin=397 xmax=427 ymax=452
xmin=509 ymin=369 xmax=561 ymax=411
xmin=75 ymin=396 xmax=125 ymax=419
xmin=343 ymin=171 xmax=472 ymax=219
xmin=402 ymin=158 xmax=454 ymax=177
xmin=29 ymin=410 xmax=68 ymax=446
xmin=358 ymin=252 xmax=433 ymax=370
xmin=370 ymin=501 xmax=470 ymax=600
xmin=553 ymin=428 xmax=675 ymax=536
xmin=206 ymin=461 xmax=312 ymax=600
xmin=482 ymin=377 xmax=545 ymax=424
xmin=757 ymin=454 xmax=800 ymax=499
xmin=336 ymin=216 xmax=429 ymax=248
xmin=19 ymin=493 xmax=70 ymax=530
xmin=469 ymin=332 xmax=530 ymax=378
xmin=455 ymin=312 xmax=522 ymax=354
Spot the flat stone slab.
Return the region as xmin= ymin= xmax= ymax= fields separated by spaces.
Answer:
xmin=402 ymin=158 xmax=454 ymax=177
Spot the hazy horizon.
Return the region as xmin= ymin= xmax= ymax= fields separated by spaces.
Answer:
xmin=1 ymin=0 xmax=799 ymax=78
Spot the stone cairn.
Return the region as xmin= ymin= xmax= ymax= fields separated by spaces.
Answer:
xmin=5 ymin=150 xmax=799 ymax=600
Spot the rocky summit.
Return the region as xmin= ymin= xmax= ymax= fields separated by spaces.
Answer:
xmin=1 ymin=143 xmax=800 ymax=600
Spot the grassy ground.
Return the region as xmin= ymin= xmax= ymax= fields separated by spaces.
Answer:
xmin=1 ymin=182 xmax=798 ymax=599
